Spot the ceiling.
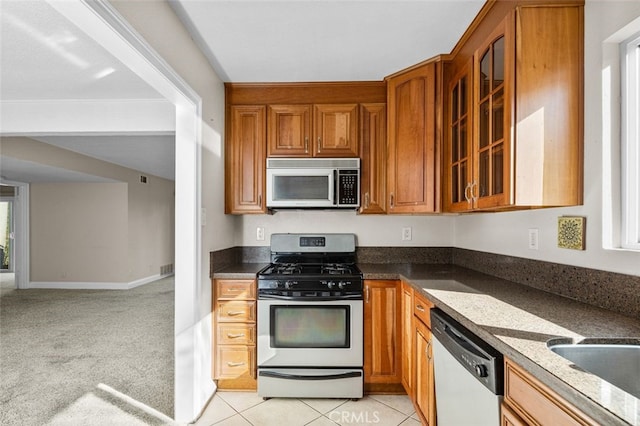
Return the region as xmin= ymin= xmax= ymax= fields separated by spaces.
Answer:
xmin=169 ymin=0 xmax=485 ymax=82
xmin=1 ymin=0 xmax=485 ymax=183
xmin=0 ymin=0 xmax=173 ymax=182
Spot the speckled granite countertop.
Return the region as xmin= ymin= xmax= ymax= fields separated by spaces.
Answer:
xmin=212 ymin=263 xmax=267 ymax=278
xmin=212 ymin=263 xmax=640 ymax=425
xmin=360 ymin=263 xmax=640 ymax=426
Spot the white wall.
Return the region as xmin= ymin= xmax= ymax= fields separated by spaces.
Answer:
xmin=454 ymin=0 xmax=640 ymax=277
xmin=2 ymin=136 xmax=176 ymax=284
xmin=30 ymin=182 xmax=129 ymax=282
xmin=239 ymin=212 xmax=454 ymax=247
xmin=109 ymin=0 xmax=231 ymax=420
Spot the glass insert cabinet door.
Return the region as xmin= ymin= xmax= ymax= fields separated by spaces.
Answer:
xmin=447 ymin=61 xmax=473 ymax=212
xmin=477 ymin=35 xmax=506 ymax=201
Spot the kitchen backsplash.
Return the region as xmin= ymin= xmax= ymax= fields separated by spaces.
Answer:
xmin=210 ymin=246 xmax=640 ymax=318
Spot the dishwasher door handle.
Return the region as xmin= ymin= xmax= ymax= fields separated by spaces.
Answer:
xmin=443 ymin=324 xmax=490 ymax=361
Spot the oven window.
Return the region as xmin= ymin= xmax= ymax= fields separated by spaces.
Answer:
xmin=273 ymin=176 xmax=329 ymax=200
xmin=270 ymin=305 xmax=350 ymax=348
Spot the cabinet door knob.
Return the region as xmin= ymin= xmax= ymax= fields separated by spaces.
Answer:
xmin=390 ymin=193 xmax=395 ymax=209
xmin=416 ymin=304 xmax=426 ymax=312
xmin=304 ymin=137 xmax=309 ymax=153
xmin=258 ymin=194 xmax=262 ymax=206
xmin=317 ymin=137 xmax=321 ymax=153
xmin=471 ymin=180 xmax=478 ymax=202
xmin=365 ymin=192 xmax=370 ymax=208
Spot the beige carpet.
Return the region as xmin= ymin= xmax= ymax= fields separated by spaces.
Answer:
xmin=0 ymin=276 xmax=175 ymax=425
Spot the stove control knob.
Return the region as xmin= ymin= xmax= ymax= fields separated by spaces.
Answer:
xmin=327 ymin=281 xmax=335 ymax=289
xmin=474 ymin=364 xmax=488 ymax=378
xmin=285 ymin=281 xmax=295 ymax=289
xmin=338 ymin=281 xmax=346 ymax=289
xmin=275 ymin=281 xmax=283 ymax=289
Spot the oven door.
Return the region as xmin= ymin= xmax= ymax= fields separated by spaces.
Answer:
xmin=257 ymin=298 xmax=363 ymax=367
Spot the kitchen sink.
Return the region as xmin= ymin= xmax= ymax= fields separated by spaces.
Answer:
xmin=547 ymin=338 xmax=640 ymax=399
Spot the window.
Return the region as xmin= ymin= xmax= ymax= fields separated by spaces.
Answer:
xmin=621 ymin=32 xmax=640 ymax=249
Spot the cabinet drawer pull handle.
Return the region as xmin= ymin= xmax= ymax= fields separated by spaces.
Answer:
xmin=364 ymin=192 xmax=370 ymax=208
xmin=416 ymin=304 xmax=426 ymax=312
xmin=226 ymin=333 xmax=245 ymax=338
xmin=258 ymin=194 xmax=262 ymax=205
xmin=227 ymin=361 xmax=246 ymax=367
xmin=317 ymin=137 xmax=321 ymax=153
xmin=304 ymin=137 xmax=309 ymax=153
xmin=390 ymin=193 xmax=394 ymax=209
xmin=426 ymin=341 xmax=432 ymax=360
xmin=365 ymin=286 xmax=370 ymax=303
xmin=227 ymin=311 xmax=245 ymax=316
xmin=228 ymin=287 xmax=244 ymax=293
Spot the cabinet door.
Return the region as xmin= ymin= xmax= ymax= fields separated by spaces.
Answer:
xmin=225 ymin=105 xmax=266 ymax=214
xmin=359 ymin=103 xmax=387 ymax=214
xmin=313 ymin=104 xmax=358 ymax=157
xmin=400 ymin=282 xmax=413 ymax=395
xmin=414 ymin=319 xmax=435 ymax=426
xmin=473 ymin=15 xmax=513 ymax=209
xmin=444 ymin=60 xmax=474 ymax=212
xmin=387 ymin=62 xmax=439 ymax=213
xmin=501 ymin=402 xmax=527 ymax=426
xmin=267 ymin=105 xmax=312 ymax=156
xmin=364 ymin=280 xmax=402 ymax=387
xmin=513 ymin=5 xmax=583 ymax=207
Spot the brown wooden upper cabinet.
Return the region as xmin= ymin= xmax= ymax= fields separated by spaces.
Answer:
xmin=359 ymin=103 xmax=387 ymax=214
xmin=267 ymin=104 xmax=358 ymax=157
xmin=443 ymin=3 xmax=583 ymax=212
xmin=386 ymin=61 xmax=440 ymax=214
xmin=225 ymin=105 xmax=266 ymax=214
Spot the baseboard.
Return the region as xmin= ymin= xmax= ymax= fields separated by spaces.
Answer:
xmin=28 ymin=273 xmax=174 ymax=290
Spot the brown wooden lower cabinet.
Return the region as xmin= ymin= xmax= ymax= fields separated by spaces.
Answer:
xmin=400 ymin=282 xmax=436 ymax=425
xmin=503 ymin=358 xmax=597 ymax=426
xmin=502 ymin=401 xmax=527 ymax=426
xmin=364 ymin=280 xmax=404 ymax=393
xmin=213 ymin=279 xmax=257 ymax=390
xmin=412 ymin=291 xmax=436 ymax=425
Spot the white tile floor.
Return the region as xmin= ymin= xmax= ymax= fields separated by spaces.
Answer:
xmin=192 ymin=392 xmax=421 ymax=426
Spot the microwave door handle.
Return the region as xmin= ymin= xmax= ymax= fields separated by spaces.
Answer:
xmin=333 ymin=169 xmax=339 ymax=206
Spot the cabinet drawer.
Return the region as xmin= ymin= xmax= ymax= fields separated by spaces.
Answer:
xmin=215 ymin=279 xmax=256 ymax=300
xmin=504 ymin=359 xmax=597 ymax=426
xmin=216 ymin=301 xmax=256 ymax=322
xmin=413 ymin=292 xmax=433 ymax=328
xmin=218 ymin=324 xmax=256 ymax=345
xmin=216 ymin=345 xmax=256 ymax=379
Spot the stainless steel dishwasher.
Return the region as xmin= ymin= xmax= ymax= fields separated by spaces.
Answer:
xmin=430 ymin=308 xmax=504 ymax=425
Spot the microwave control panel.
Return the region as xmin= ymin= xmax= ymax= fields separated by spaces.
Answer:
xmin=337 ymin=170 xmax=359 ymax=206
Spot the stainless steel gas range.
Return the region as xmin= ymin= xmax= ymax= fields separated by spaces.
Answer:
xmin=257 ymin=233 xmax=364 ymax=399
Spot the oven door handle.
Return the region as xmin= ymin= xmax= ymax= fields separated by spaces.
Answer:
xmin=259 ymin=371 xmax=362 ymax=381
xmin=258 ymin=294 xmax=363 ymax=301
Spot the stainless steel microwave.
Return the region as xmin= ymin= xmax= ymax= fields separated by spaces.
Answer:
xmin=266 ymin=158 xmax=360 ymax=209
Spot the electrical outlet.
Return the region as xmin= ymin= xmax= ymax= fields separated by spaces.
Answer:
xmin=402 ymin=227 xmax=412 ymax=241
xmin=256 ymin=227 xmax=265 ymax=241
xmin=528 ymin=228 xmax=539 ymax=250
